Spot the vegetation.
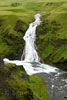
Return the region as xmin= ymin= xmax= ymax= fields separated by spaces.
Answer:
xmin=0 ymin=16 xmax=24 ymax=59
xmin=0 ymin=0 xmax=67 ymax=69
xmin=36 ymin=0 xmax=67 ymax=69
xmin=0 ymin=0 xmax=67 ymax=99
xmin=0 ymin=58 xmax=48 ymax=100
xmin=30 ymin=76 xmax=49 ymax=100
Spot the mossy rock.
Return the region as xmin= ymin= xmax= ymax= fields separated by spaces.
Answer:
xmin=0 ymin=58 xmax=48 ymax=100
xmin=0 ymin=15 xmax=28 ymax=59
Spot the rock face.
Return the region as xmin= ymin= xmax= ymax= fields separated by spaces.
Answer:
xmin=64 ymin=96 xmax=67 ymax=98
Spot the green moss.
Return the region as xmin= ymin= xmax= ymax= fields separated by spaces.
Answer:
xmin=30 ymin=76 xmax=49 ymax=100
xmin=11 ymin=2 xmax=21 ymax=7
xmin=0 ymin=15 xmax=28 ymax=58
xmin=3 ymin=63 xmax=49 ymax=100
xmin=0 ymin=63 xmax=36 ymax=100
xmin=0 ymin=0 xmax=67 ymax=64
xmin=49 ymin=45 xmax=67 ymax=63
xmin=7 ymin=79 xmax=29 ymax=100
xmin=36 ymin=1 xmax=67 ymax=67
xmin=0 ymin=97 xmax=7 ymax=100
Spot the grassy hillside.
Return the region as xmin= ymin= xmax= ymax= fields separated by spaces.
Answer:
xmin=36 ymin=1 xmax=67 ymax=69
xmin=0 ymin=15 xmax=26 ymax=59
xmin=0 ymin=0 xmax=67 ymax=100
xmin=0 ymin=0 xmax=67 ymax=65
xmin=0 ymin=58 xmax=48 ymax=100
xmin=0 ymin=1 xmax=49 ymax=99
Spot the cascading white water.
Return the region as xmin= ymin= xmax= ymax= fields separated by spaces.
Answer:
xmin=3 ymin=14 xmax=67 ymax=100
xmin=3 ymin=14 xmax=58 ymax=75
xmin=21 ymin=14 xmax=41 ymax=62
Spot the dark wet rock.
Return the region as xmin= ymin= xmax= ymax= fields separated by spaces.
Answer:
xmin=51 ymin=20 xmax=60 ymax=26
xmin=22 ymin=73 xmax=29 ymax=82
xmin=0 ymin=57 xmax=10 ymax=78
xmin=54 ymin=60 xmax=67 ymax=71
xmin=24 ymin=88 xmax=33 ymax=100
xmin=0 ymin=19 xmax=4 ymax=27
xmin=14 ymin=20 xmax=27 ymax=33
xmin=15 ymin=20 xmax=23 ymax=32
xmin=0 ymin=81 xmax=18 ymax=100
xmin=64 ymin=96 xmax=67 ymax=98
xmin=46 ymin=2 xmax=54 ymax=6
xmin=36 ymin=72 xmax=67 ymax=100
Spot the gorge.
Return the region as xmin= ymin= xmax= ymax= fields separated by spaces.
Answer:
xmin=3 ymin=14 xmax=67 ymax=100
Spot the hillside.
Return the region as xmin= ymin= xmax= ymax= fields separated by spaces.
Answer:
xmin=0 ymin=0 xmax=67 ymax=69
xmin=0 ymin=0 xmax=67 ymax=100
xmin=36 ymin=0 xmax=67 ymax=69
xmin=0 ymin=58 xmax=48 ymax=100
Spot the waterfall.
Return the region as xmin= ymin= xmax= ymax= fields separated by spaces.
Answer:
xmin=21 ymin=14 xmax=41 ymax=62
xmin=3 ymin=14 xmax=58 ymax=75
xmin=3 ymin=14 xmax=67 ymax=100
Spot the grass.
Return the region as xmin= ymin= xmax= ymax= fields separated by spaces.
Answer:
xmin=1 ymin=0 xmax=66 ymax=63
xmin=0 ymin=15 xmax=28 ymax=58
xmin=30 ymin=76 xmax=49 ymax=100
xmin=36 ymin=1 xmax=67 ymax=67
xmin=3 ymin=63 xmax=48 ymax=100
xmin=0 ymin=0 xmax=67 ymax=100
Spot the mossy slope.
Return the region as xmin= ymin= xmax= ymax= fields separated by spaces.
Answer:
xmin=36 ymin=1 xmax=67 ymax=69
xmin=0 ymin=15 xmax=28 ymax=59
xmin=0 ymin=0 xmax=67 ymax=67
xmin=0 ymin=58 xmax=48 ymax=100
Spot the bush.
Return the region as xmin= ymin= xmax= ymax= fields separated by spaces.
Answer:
xmin=11 ymin=3 xmax=21 ymax=7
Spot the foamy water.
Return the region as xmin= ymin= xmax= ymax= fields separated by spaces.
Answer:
xmin=3 ymin=14 xmax=58 ymax=75
xmin=3 ymin=14 xmax=67 ymax=100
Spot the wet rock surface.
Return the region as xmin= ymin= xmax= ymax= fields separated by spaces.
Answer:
xmin=36 ymin=72 xmax=67 ymax=100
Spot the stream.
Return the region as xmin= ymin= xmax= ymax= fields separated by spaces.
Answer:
xmin=3 ymin=14 xmax=67 ymax=100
